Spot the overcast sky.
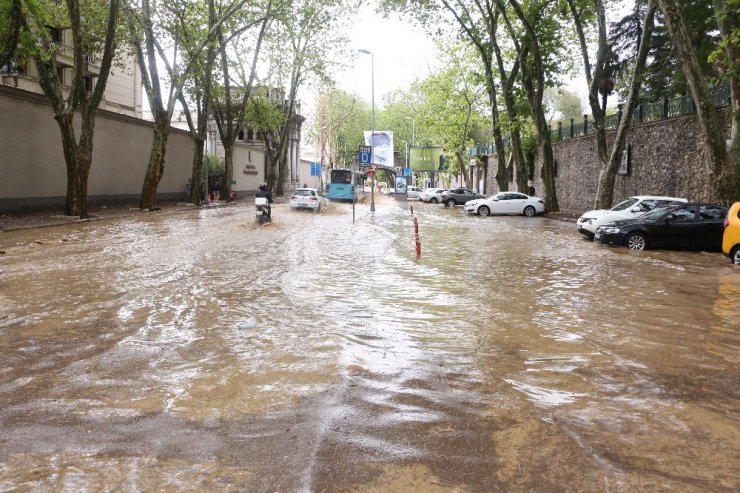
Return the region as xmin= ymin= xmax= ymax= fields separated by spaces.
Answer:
xmin=341 ymin=5 xmax=440 ymax=103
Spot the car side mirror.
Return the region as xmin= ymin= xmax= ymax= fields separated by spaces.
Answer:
xmin=631 ymin=206 xmax=642 ymax=213
xmin=665 ymin=213 xmax=675 ymax=224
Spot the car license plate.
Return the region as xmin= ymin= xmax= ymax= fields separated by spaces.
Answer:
xmin=577 ymin=224 xmax=582 ymax=230
xmin=594 ymin=232 xmax=601 ymax=241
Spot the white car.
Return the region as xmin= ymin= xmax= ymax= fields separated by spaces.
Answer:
xmin=418 ymin=187 xmax=447 ymax=203
xmin=463 ymin=192 xmax=545 ymax=217
xmin=387 ymin=185 xmax=422 ymax=199
xmin=289 ymin=188 xmax=326 ymax=212
xmin=576 ymin=195 xmax=687 ymax=239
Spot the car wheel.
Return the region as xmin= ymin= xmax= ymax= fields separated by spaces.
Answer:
xmin=430 ymin=198 xmax=438 ymax=204
xmin=626 ymin=232 xmax=647 ymax=250
xmin=523 ymin=205 xmax=536 ymax=217
xmin=731 ymin=245 xmax=740 ymax=265
xmin=478 ymin=205 xmax=490 ymax=217
xmin=446 ymin=199 xmax=456 ymax=207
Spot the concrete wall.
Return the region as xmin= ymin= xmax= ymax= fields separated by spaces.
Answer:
xmin=485 ymin=110 xmax=729 ymax=212
xmin=0 ymin=85 xmax=196 ymax=210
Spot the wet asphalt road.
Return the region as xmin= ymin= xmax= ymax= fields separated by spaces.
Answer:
xmin=0 ymin=197 xmax=738 ymax=492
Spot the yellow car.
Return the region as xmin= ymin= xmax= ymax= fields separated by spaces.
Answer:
xmin=723 ymin=202 xmax=740 ymax=264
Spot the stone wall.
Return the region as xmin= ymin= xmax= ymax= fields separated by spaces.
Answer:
xmin=485 ymin=110 xmax=729 ymax=212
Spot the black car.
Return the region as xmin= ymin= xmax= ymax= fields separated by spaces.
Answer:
xmin=594 ymin=203 xmax=729 ymax=251
xmin=440 ymin=187 xmax=485 ymax=207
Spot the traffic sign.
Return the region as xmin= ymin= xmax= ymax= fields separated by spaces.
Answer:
xmin=358 ymin=145 xmax=372 ymax=166
xmin=403 ymin=167 xmax=411 ymax=176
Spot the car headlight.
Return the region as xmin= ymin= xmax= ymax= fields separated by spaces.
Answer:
xmin=598 ymin=226 xmax=622 ymax=234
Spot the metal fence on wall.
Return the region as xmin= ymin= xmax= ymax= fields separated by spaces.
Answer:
xmin=468 ymin=81 xmax=731 ymax=157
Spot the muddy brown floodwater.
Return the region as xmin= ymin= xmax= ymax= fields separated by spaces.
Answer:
xmin=0 ymin=197 xmax=738 ymax=492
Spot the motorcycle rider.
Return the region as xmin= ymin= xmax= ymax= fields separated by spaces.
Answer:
xmin=255 ymin=183 xmax=273 ymax=221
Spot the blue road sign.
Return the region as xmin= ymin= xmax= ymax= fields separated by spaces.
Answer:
xmin=358 ymin=145 xmax=372 ymax=166
xmin=403 ymin=167 xmax=412 ymax=177
xmin=310 ymin=162 xmax=322 ymax=176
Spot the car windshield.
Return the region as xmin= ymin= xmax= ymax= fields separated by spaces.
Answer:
xmin=486 ymin=193 xmax=504 ymax=200
xmin=610 ymin=198 xmax=639 ymax=211
xmin=640 ymin=206 xmax=674 ymax=221
xmin=294 ymin=189 xmax=314 ymax=196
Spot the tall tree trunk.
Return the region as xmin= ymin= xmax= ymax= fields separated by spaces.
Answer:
xmin=491 ymin=24 xmax=527 ymax=193
xmin=189 ymin=137 xmax=206 ymax=205
xmin=595 ymin=0 xmax=657 ymax=208
xmin=657 ymin=0 xmax=737 ymax=203
xmin=140 ymin=117 xmax=170 ymax=209
xmin=712 ymin=0 xmax=740 ymax=203
xmin=223 ymin=143 xmax=234 ymax=199
xmin=22 ymin=0 xmax=119 ymax=218
xmin=507 ymin=0 xmax=559 ymax=212
xmin=486 ymin=80 xmax=508 ymax=192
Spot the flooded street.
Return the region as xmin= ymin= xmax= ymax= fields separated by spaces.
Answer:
xmin=0 ymin=197 xmax=738 ymax=492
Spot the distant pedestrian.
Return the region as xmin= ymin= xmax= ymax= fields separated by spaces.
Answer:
xmin=528 ymin=185 xmax=535 ymax=196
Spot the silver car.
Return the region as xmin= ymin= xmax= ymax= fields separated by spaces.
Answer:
xmin=418 ymin=187 xmax=447 ymax=203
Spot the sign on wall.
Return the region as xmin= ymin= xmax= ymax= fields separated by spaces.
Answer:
xmin=618 ymin=143 xmax=630 ymax=175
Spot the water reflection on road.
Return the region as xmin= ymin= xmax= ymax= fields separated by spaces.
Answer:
xmin=0 ymin=198 xmax=738 ymax=492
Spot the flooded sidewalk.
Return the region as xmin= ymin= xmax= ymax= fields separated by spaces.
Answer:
xmin=0 ymin=199 xmax=738 ymax=492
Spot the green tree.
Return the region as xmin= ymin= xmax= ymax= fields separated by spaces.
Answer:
xmin=499 ymin=0 xmax=564 ymax=212
xmin=416 ymin=41 xmax=487 ymax=188
xmin=568 ymin=0 xmax=658 ymax=209
xmin=262 ymin=0 xmax=353 ymax=195
xmin=212 ymin=1 xmax=274 ymax=202
xmin=0 ymin=0 xmax=23 ymax=71
xmin=123 ymin=0 xmax=248 ymax=210
xmin=656 ymin=0 xmax=739 ymax=204
xmin=16 ymin=0 xmax=122 ymax=217
xmin=314 ymin=87 xmax=366 ymax=169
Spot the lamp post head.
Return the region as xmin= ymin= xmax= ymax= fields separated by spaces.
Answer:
xmin=358 ymin=49 xmax=372 ymax=55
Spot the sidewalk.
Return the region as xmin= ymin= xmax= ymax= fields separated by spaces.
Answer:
xmin=0 ymin=200 xmax=232 ymax=232
xmin=545 ymin=210 xmax=584 ymax=223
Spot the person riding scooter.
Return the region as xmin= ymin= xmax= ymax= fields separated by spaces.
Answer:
xmin=255 ymin=183 xmax=273 ymax=223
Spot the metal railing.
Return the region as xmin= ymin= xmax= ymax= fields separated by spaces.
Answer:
xmin=468 ymin=81 xmax=731 ymax=156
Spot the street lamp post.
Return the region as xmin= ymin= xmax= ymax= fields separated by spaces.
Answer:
xmin=358 ymin=48 xmax=375 ymax=213
xmin=405 ymin=116 xmax=415 ymax=146
xmin=404 ymin=116 xmax=415 ymax=189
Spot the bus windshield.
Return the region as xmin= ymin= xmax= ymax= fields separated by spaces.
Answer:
xmin=331 ymin=170 xmax=352 ymax=185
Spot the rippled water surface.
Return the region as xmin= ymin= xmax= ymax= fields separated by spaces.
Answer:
xmin=0 ymin=198 xmax=738 ymax=492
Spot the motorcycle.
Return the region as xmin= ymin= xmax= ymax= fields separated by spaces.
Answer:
xmin=255 ymin=197 xmax=272 ymax=224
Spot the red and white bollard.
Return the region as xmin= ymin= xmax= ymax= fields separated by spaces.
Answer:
xmin=414 ymin=217 xmax=421 ymax=258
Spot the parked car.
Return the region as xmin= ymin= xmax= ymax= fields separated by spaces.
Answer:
xmin=577 ymin=195 xmax=687 ymax=240
xmin=722 ymin=201 xmax=740 ymax=264
xmin=289 ymin=188 xmax=326 ymax=212
xmin=463 ymin=192 xmax=545 ymax=217
xmin=406 ymin=186 xmax=422 ymax=199
xmin=418 ymin=187 xmax=447 ymax=203
xmin=594 ymin=203 xmax=729 ymax=251
xmin=440 ymin=188 xmax=485 ymax=207
xmin=386 ymin=185 xmax=422 ymax=199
